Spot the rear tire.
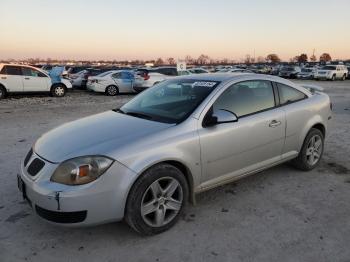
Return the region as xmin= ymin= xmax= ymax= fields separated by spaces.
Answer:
xmin=50 ymin=84 xmax=66 ymax=97
xmin=125 ymin=163 xmax=189 ymax=235
xmin=331 ymin=74 xmax=336 ymax=81
xmin=0 ymin=86 xmax=6 ymax=99
xmin=292 ymin=128 xmax=324 ymax=171
xmin=342 ymin=74 xmax=346 ymax=81
xmin=105 ymin=85 xmax=119 ymax=96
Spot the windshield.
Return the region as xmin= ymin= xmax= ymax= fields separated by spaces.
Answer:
xmin=97 ymin=71 xmax=113 ymax=77
xmin=281 ymin=67 xmax=294 ymax=71
xmin=120 ymin=79 xmax=220 ymax=124
xmin=321 ymin=66 xmax=336 ymax=70
xmin=301 ymin=68 xmax=312 ymax=73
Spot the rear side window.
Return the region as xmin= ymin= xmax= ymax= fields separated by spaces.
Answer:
xmin=213 ymin=80 xmax=275 ymax=117
xmin=277 ymin=83 xmax=307 ymax=105
xmin=1 ymin=66 xmax=22 ymax=75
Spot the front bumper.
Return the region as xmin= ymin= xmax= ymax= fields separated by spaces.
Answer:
xmin=19 ymin=151 xmax=138 ymax=226
xmin=86 ymin=83 xmax=105 ymax=93
xmin=315 ymin=75 xmax=331 ymax=80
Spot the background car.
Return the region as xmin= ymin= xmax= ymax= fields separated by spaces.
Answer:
xmin=314 ymin=65 xmax=348 ymax=81
xmin=188 ymin=68 xmax=210 ymax=74
xmin=87 ymin=70 xmax=143 ymax=96
xmin=0 ymin=64 xmax=72 ymax=99
xmin=297 ymin=67 xmax=316 ymax=80
xmin=279 ymin=66 xmax=301 ymax=78
xmin=216 ymin=68 xmax=254 ymax=73
xmin=134 ymin=67 xmax=191 ymax=92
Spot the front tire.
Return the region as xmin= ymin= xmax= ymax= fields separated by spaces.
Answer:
xmin=105 ymin=85 xmax=119 ymax=96
xmin=0 ymin=86 xmax=6 ymax=99
xmin=292 ymin=128 xmax=324 ymax=171
xmin=125 ymin=163 xmax=189 ymax=235
xmin=50 ymin=84 xmax=66 ymax=97
xmin=331 ymin=74 xmax=336 ymax=81
xmin=342 ymin=74 xmax=346 ymax=81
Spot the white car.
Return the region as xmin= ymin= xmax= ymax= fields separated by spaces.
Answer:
xmin=87 ymin=70 xmax=144 ymax=96
xmin=0 ymin=64 xmax=72 ymax=99
xmin=314 ymin=65 xmax=348 ymax=81
xmin=69 ymin=70 xmax=86 ymax=87
xmin=188 ymin=68 xmax=210 ymax=74
xmin=217 ymin=68 xmax=254 ymax=74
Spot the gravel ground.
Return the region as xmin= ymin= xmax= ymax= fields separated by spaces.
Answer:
xmin=0 ymin=80 xmax=350 ymax=262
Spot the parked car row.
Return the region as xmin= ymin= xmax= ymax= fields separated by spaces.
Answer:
xmin=1 ymin=62 xmax=349 ymax=100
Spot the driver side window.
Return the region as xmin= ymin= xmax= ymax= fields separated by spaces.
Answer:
xmin=213 ymin=80 xmax=275 ymax=117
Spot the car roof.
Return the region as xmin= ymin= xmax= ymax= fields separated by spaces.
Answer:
xmin=174 ymin=73 xmax=254 ymax=82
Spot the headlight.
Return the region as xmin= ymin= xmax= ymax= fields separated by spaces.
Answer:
xmin=51 ymin=156 xmax=114 ymax=185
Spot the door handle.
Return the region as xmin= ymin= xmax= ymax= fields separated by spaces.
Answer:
xmin=24 ymin=77 xmax=30 ymax=80
xmin=1 ymin=77 xmax=6 ymax=79
xmin=269 ymin=120 xmax=281 ymax=128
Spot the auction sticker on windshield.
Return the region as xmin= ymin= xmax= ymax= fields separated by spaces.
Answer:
xmin=192 ymin=81 xmax=219 ymax=88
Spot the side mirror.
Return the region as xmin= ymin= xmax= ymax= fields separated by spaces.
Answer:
xmin=203 ymin=109 xmax=238 ymax=127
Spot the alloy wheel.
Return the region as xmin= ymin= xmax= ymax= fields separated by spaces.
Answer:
xmin=141 ymin=177 xmax=183 ymax=227
xmin=107 ymin=86 xmax=117 ymax=96
xmin=306 ymin=135 xmax=323 ymax=166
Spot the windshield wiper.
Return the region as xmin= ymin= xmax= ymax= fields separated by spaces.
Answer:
xmin=125 ymin=111 xmax=153 ymax=120
xmin=113 ymin=108 xmax=125 ymax=114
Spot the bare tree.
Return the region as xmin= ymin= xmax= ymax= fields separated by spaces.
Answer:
xmin=167 ymin=57 xmax=175 ymax=65
xmin=185 ymin=55 xmax=194 ymax=64
xmin=266 ymin=54 xmax=281 ymax=63
xmin=297 ymin=53 xmax=308 ymax=63
xmin=320 ymin=53 xmax=332 ymax=62
xmin=197 ymin=54 xmax=210 ymax=65
xmin=244 ymin=54 xmax=255 ymax=64
xmin=155 ymin=58 xmax=164 ymax=65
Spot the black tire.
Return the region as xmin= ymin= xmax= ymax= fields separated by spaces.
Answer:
xmin=105 ymin=85 xmax=119 ymax=96
xmin=125 ymin=163 xmax=189 ymax=236
xmin=342 ymin=74 xmax=346 ymax=81
xmin=50 ymin=84 xmax=66 ymax=97
xmin=291 ymin=128 xmax=324 ymax=171
xmin=0 ymin=85 xmax=6 ymax=99
xmin=331 ymin=74 xmax=336 ymax=81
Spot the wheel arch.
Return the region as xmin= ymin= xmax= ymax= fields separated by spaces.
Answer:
xmin=126 ymin=159 xmax=197 ymax=206
xmin=298 ymin=120 xmax=326 ymax=152
xmin=311 ymin=123 xmax=326 ymax=137
xmin=51 ymin=82 xmax=67 ymax=90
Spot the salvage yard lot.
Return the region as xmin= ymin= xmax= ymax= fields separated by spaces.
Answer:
xmin=1 ymin=80 xmax=350 ymax=262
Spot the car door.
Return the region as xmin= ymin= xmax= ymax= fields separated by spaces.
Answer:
xmin=113 ymin=72 xmax=134 ymax=93
xmin=198 ymin=80 xmax=286 ymax=188
xmin=21 ymin=66 xmax=50 ymax=92
xmin=0 ymin=65 xmax=23 ymax=92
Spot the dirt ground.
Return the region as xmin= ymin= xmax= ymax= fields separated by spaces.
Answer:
xmin=0 ymin=80 xmax=350 ymax=262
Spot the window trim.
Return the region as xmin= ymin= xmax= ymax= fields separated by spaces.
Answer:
xmin=275 ymin=82 xmax=308 ymax=107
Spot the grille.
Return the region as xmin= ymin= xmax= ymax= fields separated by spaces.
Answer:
xmin=27 ymin=158 xmax=45 ymax=176
xmin=24 ymin=148 xmax=33 ymax=167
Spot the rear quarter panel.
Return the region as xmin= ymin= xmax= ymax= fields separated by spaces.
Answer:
xmin=282 ymin=92 xmax=331 ymax=156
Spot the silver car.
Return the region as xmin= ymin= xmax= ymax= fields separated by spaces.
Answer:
xmin=18 ymin=74 xmax=332 ymax=235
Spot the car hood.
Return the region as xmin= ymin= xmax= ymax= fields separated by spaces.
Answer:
xmin=34 ymin=111 xmax=173 ymax=163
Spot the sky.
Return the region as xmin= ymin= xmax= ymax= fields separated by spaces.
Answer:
xmin=0 ymin=0 xmax=349 ymax=61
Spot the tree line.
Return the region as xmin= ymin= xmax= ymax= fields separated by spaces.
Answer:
xmin=1 ymin=53 xmax=336 ymax=65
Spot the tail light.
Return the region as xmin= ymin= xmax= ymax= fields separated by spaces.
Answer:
xmin=143 ymin=74 xmax=150 ymax=81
